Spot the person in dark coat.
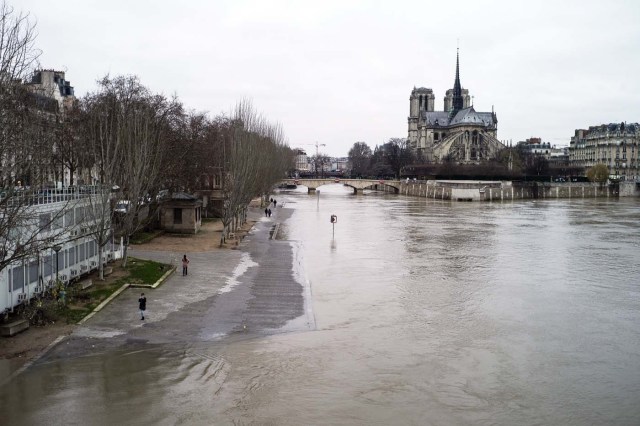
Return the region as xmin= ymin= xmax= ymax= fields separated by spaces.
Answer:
xmin=139 ymin=293 xmax=146 ymax=320
xmin=182 ymin=254 xmax=190 ymax=276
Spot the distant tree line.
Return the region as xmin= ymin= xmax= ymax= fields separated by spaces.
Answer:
xmin=347 ymin=139 xmax=597 ymax=182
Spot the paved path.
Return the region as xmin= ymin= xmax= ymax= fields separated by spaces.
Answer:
xmin=43 ymin=204 xmax=315 ymax=362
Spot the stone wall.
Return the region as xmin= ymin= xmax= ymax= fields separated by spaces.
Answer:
xmin=620 ymin=181 xmax=640 ymax=197
xmin=396 ymin=181 xmax=638 ymax=201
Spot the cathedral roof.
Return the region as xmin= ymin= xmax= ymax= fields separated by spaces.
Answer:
xmin=421 ymin=107 xmax=496 ymax=128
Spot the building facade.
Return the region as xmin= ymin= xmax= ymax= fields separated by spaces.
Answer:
xmin=1 ymin=189 xmax=118 ymax=313
xmin=569 ymin=122 xmax=640 ymax=181
xmin=23 ymin=69 xmax=81 ymax=187
xmin=25 ymin=69 xmax=75 ymax=110
xmin=331 ymin=157 xmax=349 ymax=173
xmin=407 ymin=50 xmax=504 ymax=164
xmin=517 ymin=138 xmax=569 ymax=164
xmin=294 ymin=149 xmax=310 ymax=172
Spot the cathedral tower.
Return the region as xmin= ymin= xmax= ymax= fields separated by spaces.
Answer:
xmin=410 ymin=87 xmax=435 ymax=116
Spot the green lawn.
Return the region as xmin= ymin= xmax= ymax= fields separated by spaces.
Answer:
xmin=58 ymin=257 xmax=170 ymax=323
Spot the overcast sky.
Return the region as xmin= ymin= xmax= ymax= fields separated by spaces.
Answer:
xmin=19 ymin=0 xmax=640 ymax=156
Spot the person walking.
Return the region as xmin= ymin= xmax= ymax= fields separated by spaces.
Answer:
xmin=182 ymin=254 xmax=190 ymax=276
xmin=264 ymin=207 xmax=268 ymax=217
xmin=273 ymin=199 xmax=277 ymax=208
xmin=268 ymin=208 xmax=272 ymax=217
xmin=138 ymin=293 xmax=146 ymax=320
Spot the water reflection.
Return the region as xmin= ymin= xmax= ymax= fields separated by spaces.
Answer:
xmin=0 ymin=345 xmax=229 ymax=425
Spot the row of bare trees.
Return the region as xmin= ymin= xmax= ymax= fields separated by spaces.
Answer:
xmin=1 ymin=0 xmax=293 ymax=277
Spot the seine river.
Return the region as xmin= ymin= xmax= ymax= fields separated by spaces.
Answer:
xmin=2 ymin=185 xmax=640 ymax=425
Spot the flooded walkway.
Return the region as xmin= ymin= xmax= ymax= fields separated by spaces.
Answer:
xmin=42 ymin=206 xmax=313 ymax=362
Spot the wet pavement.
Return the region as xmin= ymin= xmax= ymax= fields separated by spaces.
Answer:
xmin=42 ymin=205 xmax=314 ymax=363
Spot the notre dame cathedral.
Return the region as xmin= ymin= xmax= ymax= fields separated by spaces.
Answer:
xmin=407 ymin=50 xmax=505 ymax=164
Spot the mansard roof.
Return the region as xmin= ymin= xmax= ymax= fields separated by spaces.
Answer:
xmin=585 ymin=122 xmax=639 ymax=136
xmin=421 ymin=106 xmax=496 ymax=128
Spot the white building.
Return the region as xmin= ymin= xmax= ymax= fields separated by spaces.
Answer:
xmin=331 ymin=157 xmax=349 ymax=172
xmin=1 ymin=189 xmax=118 ymax=313
xmin=294 ymin=149 xmax=310 ymax=172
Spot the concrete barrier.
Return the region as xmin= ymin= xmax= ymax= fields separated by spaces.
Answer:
xmin=1 ymin=319 xmax=30 ymax=337
xmin=79 ymin=279 xmax=93 ymax=290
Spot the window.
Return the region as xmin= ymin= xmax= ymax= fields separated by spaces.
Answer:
xmin=75 ymin=207 xmax=85 ymax=225
xmin=43 ymin=255 xmax=53 ymax=277
xmin=52 ymin=211 xmax=63 ymax=229
xmin=29 ymin=260 xmax=38 ymax=284
xmin=68 ymin=247 xmax=75 ymax=266
xmin=64 ymin=209 xmax=74 ymax=227
xmin=174 ymin=208 xmax=182 ymax=224
xmin=12 ymin=266 xmax=24 ymax=291
xmin=39 ymin=213 xmax=51 ymax=232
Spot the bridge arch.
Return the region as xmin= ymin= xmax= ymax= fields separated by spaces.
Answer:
xmin=280 ymin=179 xmax=400 ymax=194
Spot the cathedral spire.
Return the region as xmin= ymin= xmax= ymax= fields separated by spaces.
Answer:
xmin=452 ymin=48 xmax=464 ymax=114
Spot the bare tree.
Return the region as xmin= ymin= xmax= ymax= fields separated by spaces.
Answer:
xmin=348 ymin=141 xmax=372 ymax=177
xmin=0 ymin=1 xmax=40 ymax=85
xmin=310 ymin=154 xmax=331 ymax=178
xmin=77 ymin=80 xmax=124 ymax=279
xmin=382 ymin=138 xmax=415 ymax=179
xmin=0 ymin=1 xmax=43 ymax=186
xmin=52 ymin=101 xmax=90 ymax=186
xmin=218 ymin=100 xmax=291 ymax=246
xmin=0 ymin=1 xmax=67 ymax=272
xmin=79 ymin=76 xmax=181 ymax=268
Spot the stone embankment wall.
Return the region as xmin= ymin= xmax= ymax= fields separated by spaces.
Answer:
xmin=396 ymin=181 xmax=639 ymax=201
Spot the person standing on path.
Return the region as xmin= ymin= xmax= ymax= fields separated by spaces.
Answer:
xmin=138 ymin=293 xmax=146 ymax=320
xmin=182 ymin=254 xmax=190 ymax=276
xmin=264 ymin=207 xmax=268 ymax=217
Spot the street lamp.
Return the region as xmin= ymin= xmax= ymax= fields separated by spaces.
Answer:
xmin=53 ymin=244 xmax=62 ymax=282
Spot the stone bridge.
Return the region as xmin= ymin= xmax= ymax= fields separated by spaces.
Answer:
xmin=281 ymin=178 xmax=401 ymax=194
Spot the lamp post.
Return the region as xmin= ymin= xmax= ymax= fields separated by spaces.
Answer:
xmin=53 ymin=245 xmax=62 ymax=282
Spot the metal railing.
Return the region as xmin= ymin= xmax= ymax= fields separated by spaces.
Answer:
xmin=1 ymin=186 xmax=110 ymax=207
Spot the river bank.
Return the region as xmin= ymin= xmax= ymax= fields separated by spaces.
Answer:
xmin=395 ymin=179 xmax=639 ymax=201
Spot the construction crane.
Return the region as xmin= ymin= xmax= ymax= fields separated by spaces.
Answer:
xmin=299 ymin=142 xmax=326 ymax=157
xmin=297 ymin=142 xmax=327 ymax=178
